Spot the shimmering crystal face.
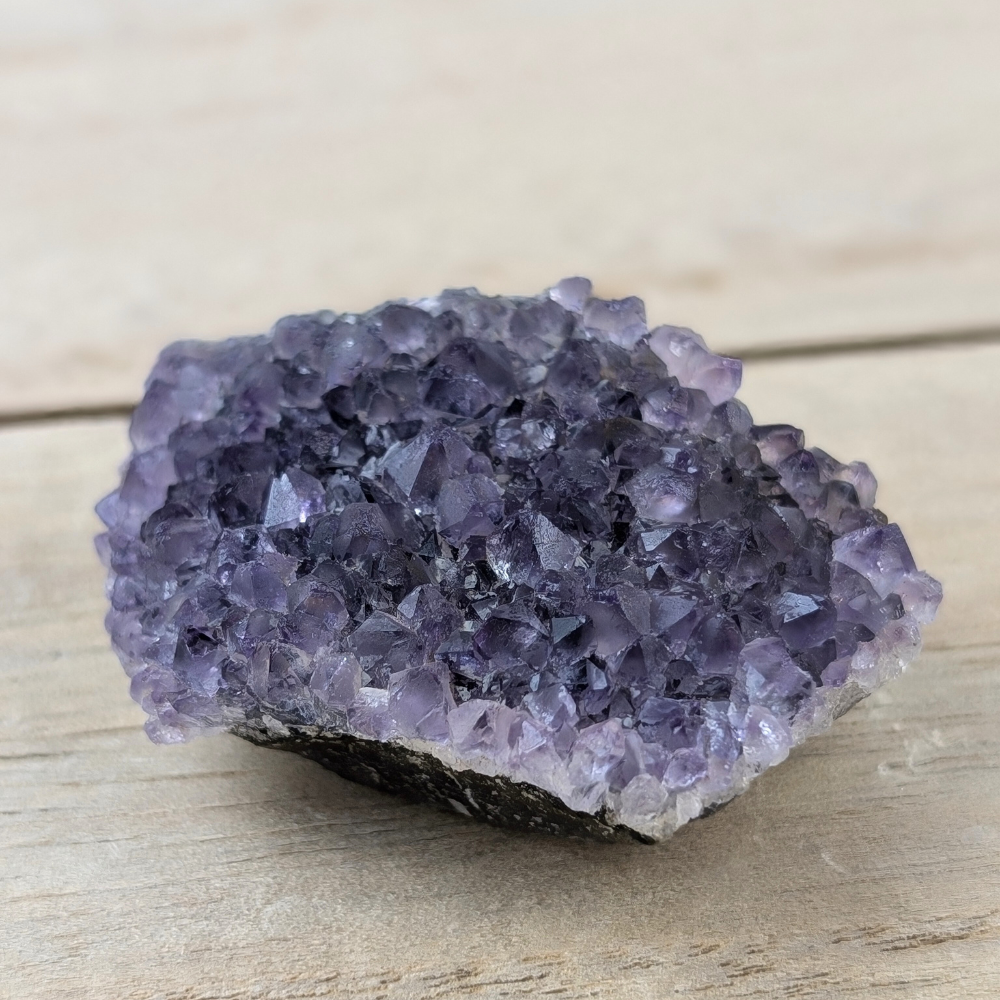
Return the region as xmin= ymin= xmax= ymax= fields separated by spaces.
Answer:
xmin=97 ymin=279 xmax=941 ymax=839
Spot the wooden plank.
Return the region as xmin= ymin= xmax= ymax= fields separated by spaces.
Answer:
xmin=1 ymin=343 xmax=998 ymax=998
xmin=2 ymin=0 xmax=1000 ymax=415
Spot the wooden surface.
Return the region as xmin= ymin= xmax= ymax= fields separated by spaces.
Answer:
xmin=3 ymin=2 xmax=1000 ymax=997
xmin=2 ymin=0 xmax=1000 ymax=415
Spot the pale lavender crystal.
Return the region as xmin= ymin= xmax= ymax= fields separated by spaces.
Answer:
xmin=649 ymin=326 xmax=743 ymax=406
xmin=96 ymin=279 xmax=941 ymax=839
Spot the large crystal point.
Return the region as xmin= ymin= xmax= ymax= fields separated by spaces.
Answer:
xmin=97 ymin=281 xmax=941 ymax=841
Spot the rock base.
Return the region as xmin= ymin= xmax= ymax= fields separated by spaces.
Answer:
xmin=233 ymin=723 xmax=651 ymax=842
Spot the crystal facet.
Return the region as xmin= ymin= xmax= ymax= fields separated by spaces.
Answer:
xmin=97 ymin=280 xmax=941 ymax=840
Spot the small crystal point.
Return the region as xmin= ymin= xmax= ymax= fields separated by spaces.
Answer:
xmin=98 ymin=278 xmax=939 ymax=841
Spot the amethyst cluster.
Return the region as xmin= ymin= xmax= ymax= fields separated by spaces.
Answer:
xmin=97 ymin=279 xmax=940 ymax=840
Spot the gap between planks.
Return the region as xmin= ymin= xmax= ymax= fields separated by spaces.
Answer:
xmin=3 ymin=322 xmax=1000 ymax=430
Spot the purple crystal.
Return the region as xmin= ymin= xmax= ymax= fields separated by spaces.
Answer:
xmin=97 ymin=279 xmax=940 ymax=840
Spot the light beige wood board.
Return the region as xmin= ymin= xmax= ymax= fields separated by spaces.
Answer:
xmin=2 ymin=344 xmax=999 ymax=998
xmin=2 ymin=0 xmax=1000 ymax=415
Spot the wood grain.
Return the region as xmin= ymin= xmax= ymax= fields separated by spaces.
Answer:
xmin=2 ymin=0 xmax=1000 ymax=415
xmin=2 ymin=345 xmax=998 ymax=998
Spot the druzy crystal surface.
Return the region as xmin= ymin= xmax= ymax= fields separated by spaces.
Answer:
xmin=97 ymin=279 xmax=941 ymax=840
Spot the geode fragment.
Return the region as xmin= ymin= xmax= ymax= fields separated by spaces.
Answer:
xmin=96 ymin=278 xmax=941 ymax=841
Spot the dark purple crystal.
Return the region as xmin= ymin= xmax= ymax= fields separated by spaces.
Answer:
xmin=97 ymin=278 xmax=940 ymax=839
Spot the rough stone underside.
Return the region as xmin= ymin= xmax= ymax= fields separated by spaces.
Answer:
xmin=97 ymin=278 xmax=941 ymax=841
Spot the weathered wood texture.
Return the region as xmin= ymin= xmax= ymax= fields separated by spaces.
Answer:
xmin=2 ymin=345 xmax=998 ymax=999
xmin=2 ymin=0 xmax=1000 ymax=415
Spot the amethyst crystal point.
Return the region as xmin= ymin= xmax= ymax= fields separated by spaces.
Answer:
xmin=97 ymin=280 xmax=941 ymax=840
